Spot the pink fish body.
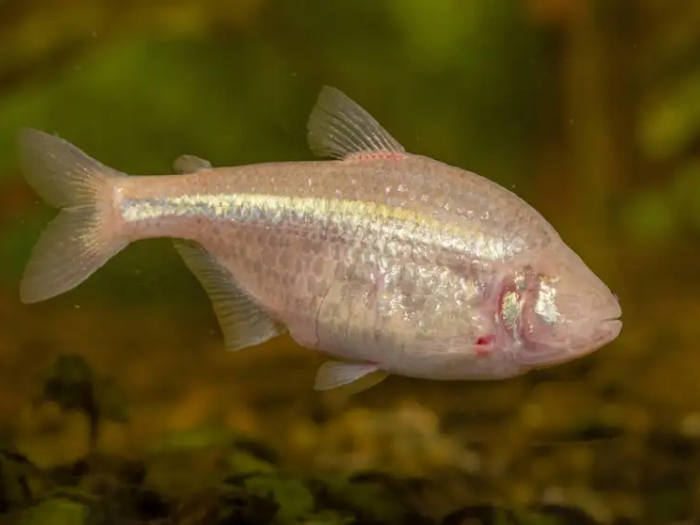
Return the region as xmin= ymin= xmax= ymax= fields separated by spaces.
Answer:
xmin=17 ymin=86 xmax=622 ymax=391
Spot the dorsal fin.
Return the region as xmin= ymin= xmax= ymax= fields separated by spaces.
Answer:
xmin=307 ymin=86 xmax=406 ymax=160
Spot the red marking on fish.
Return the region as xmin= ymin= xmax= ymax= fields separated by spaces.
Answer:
xmin=475 ymin=335 xmax=494 ymax=356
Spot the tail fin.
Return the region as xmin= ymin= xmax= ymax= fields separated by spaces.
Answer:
xmin=18 ymin=128 xmax=129 ymax=304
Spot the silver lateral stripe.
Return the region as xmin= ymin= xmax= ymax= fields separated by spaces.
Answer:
xmin=120 ymin=193 xmax=521 ymax=260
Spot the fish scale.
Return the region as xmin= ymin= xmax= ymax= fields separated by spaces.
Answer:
xmin=16 ymin=85 xmax=622 ymax=393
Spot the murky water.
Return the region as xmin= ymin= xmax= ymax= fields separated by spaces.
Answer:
xmin=1 ymin=1 xmax=699 ymax=524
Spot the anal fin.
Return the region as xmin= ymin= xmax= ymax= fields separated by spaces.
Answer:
xmin=174 ymin=240 xmax=284 ymax=351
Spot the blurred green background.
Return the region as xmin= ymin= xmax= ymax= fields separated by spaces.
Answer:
xmin=1 ymin=0 xmax=700 ymax=523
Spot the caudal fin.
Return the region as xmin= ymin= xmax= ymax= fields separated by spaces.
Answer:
xmin=18 ymin=128 xmax=129 ymax=304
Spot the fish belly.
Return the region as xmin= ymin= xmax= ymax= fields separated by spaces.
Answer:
xmin=203 ymin=219 xmax=499 ymax=378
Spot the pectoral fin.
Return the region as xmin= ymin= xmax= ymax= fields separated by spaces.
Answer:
xmin=174 ymin=240 xmax=285 ymax=351
xmin=314 ymin=360 xmax=389 ymax=393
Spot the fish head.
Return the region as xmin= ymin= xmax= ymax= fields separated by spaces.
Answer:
xmin=500 ymin=246 xmax=622 ymax=368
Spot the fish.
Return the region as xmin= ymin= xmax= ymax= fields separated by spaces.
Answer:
xmin=16 ymin=86 xmax=622 ymax=392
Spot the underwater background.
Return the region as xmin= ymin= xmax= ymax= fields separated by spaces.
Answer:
xmin=1 ymin=0 xmax=700 ymax=523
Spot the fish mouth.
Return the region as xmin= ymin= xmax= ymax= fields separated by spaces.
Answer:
xmin=516 ymin=314 xmax=623 ymax=369
xmin=597 ymin=316 xmax=623 ymax=342
xmin=602 ymin=314 xmax=622 ymax=325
